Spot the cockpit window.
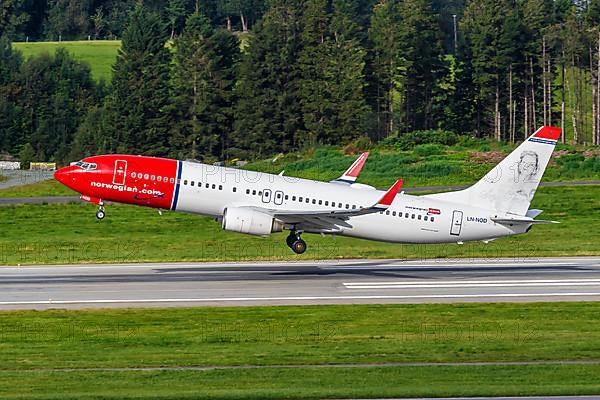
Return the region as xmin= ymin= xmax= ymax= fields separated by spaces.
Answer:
xmin=70 ymin=161 xmax=97 ymax=170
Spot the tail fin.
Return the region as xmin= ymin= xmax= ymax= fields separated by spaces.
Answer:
xmin=331 ymin=152 xmax=369 ymax=184
xmin=426 ymin=126 xmax=561 ymax=215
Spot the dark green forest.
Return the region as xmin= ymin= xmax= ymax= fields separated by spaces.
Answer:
xmin=0 ymin=0 xmax=599 ymax=164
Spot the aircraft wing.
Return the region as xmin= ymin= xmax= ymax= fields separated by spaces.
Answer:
xmin=330 ymin=152 xmax=369 ymax=184
xmin=245 ymin=179 xmax=403 ymax=232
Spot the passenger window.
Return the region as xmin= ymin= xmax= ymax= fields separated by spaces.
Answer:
xmin=306 ymin=198 xmax=309 ymax=203
xmin=191 ymin=181 xmax=195 ymax=187
xmin=157 ymin=176 xmax=162 ymax=182
xmin=144 ymin=174 xmax=149 ymax=180
xmin=246 ymin=189 xmax=250 ymax=194
xmin=325 ymin=201 xmax=329 ymax=206
xmin=219 ymin=185 xmax=222 ymax=190
xmin=233 ymin=187 xmax=237 ymax=193
xmin=137 ymin=173 xmax=143 ymax=179
xmin=424 ymin=216 xmax=428 ymax=221
xmin=184 ymin=180 xmax=188 ymax=185
xmin=131 ymin=172 xmax=136 ymax=178
xmin=405 ymin=213 xmax=409 ymax=218
xmin=284 ymin=195 xmax=288 ymax=200
xmin=392 ymin=211 xmax=396 ymax=216
xmin=418 ymin=215 xmax=422 ymax=220
xmin=170 ymin=177 xmax=175 ymax=183
xmin=205 ymin=183 xmax=209 ymax=188
xmin=431 ymin=217 xmax=435 ymax=222
xmin=312 ymin=199 xmax=316 ymax=204
xmin=277 ymin=193 xmax=281 ymax=198
xmin=411 ymin=214 xmax=415 ymax=219
xmin=292 ymin=196 xmax=296 ymax=201
xmin=212 ymin=184 xmax=216 ymax=189
xmin=352 ymin=205 xmax=356 ymax=209
xmin=345 ymin=204 xmax=349 ymax=209
xmin=258 ymin=191 xmax=262 ymax=196
xmin=299 ymin=197 xmax=303 ymax=202
xmin=151 ymin=175 xmax=155 ymax=181
xmin=252 ymin=190 xmax=256 ymax=195
xmin=386 ymin=210 xmax=390 ymax=215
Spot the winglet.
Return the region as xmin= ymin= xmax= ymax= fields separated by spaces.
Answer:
xmin=531 ymin=126 xmax=561 ymax=141
xmin=334 ymin=152 xmax=369 ymax=184
xmin=374 ymin=179 xmax=403 ymax=209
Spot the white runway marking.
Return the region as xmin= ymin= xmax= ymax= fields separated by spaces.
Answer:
xmin=2 ymin=292 xmax=600 ymax=306
xmin=343 ymin=278 xmax=600 ymax=289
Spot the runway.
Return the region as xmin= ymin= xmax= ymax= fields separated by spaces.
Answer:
xmin=0 ymin=257 xmax=599 ymax=309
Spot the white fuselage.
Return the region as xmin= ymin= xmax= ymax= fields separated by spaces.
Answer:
xmin=174 ymin=161 xmax=525 ymax=244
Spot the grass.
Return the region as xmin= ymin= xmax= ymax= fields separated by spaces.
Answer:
xmin=0 ymin=175 xmax=6 ymax=182
xmin=1 ymin=303 xmax=600 ymax=398
xmin=244 ymin=144 xmax=600 ymax=188
xmin=0 ymin=178 xmax=75 ymax=198
xmin=0 ymin=185 xmax=598 ymax=265
xmin=12 ymin=40 xmax=121 ymax=82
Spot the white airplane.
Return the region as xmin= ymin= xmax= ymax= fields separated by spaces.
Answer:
xmin=55 ymin=126 xmax=560 ymax=254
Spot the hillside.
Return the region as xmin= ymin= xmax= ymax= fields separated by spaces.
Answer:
xmin=12 ymin=40 xmax=120 ymax=82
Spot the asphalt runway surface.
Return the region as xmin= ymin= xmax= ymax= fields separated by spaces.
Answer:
xmin=0 ymin=257 xmax=599 ymax=309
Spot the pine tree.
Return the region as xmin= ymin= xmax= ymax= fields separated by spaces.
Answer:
xmin=104 ymin=5 xmax=173 ymax=156
xmin=233 ymin=0 xmax=304 ymax=157
xmin=171 ymin=12 xmax=240 ymax=160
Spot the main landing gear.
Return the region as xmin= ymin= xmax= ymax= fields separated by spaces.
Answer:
xmin=286 ymin=230 xmax=307 ymax=254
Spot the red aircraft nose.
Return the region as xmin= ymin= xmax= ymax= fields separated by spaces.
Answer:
xmin=54 ymin=165 xmax=83 ymax=191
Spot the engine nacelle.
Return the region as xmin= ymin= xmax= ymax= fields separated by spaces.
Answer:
xmin=222 ymin=207 xmax=283 ymax=236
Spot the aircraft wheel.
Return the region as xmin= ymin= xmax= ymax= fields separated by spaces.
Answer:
xmin=291 ymin=239 xmax=307 ymax=254
xmin=286 ymin=233 xmax=298 ymax=248
xmin=96 ymin=209 xmax=106 ymax=220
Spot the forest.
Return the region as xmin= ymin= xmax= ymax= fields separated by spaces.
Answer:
xmin=0 ymin=0 xmax=599 ymax=164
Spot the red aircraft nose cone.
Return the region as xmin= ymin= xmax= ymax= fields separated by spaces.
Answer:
xmin=54 ymin=167 xmax=69 ymax=184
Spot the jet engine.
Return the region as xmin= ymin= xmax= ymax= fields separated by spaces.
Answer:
xmin=222 ymin=207 xmax=283 ymax=236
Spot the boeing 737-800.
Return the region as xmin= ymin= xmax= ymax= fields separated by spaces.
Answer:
xmin=54 ymin=126 xmax=560 ymax=254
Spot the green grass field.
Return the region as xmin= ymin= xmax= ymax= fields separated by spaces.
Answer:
xmin=1 ymin=302 xmax=600 ymax=398
xmin=12 ymin=40 xmax=121 ymax=82
xmin=0 ymin=185 xmax=598 ymax=265
xmin=0 ymin=175 xmax=7 ymax=182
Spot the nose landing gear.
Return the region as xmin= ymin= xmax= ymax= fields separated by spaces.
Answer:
xmin=286 ymin=230 xmax=307 ymax=254
xmin=96 ymin=204 xmax=106 ymax=220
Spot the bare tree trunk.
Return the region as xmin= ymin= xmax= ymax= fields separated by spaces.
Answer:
xmin=543 ymin=37 xmax=547 ymax=126
xmin=596 ymin=31 xmax=600 ymax=145
xmin=524 ymin=92 xmax=529 ymax=139
xmin=512 ymin=100 xmax=517 ymax=142
xmin=561 ymin=46 xmax=566 ymax=143
xmin=547 ymin=57 xmax=552 ymax=126
xmin=509 ymin=65 xmax=514 ymax=143
xmin=240 ymin=11 xmax=248 ymax=32
xmin=226 ymin=16 xmax=232 ymax=31
xmin=592 ymin=45 xmax=597 ymax=145
xmin=530 ymin=57 xmax=537 ymax=128
xmin=495 ymin=84 xmax=501 ymax=141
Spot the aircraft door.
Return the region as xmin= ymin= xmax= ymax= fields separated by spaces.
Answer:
xmin=274 ymin=190 xmax=284 ymax=205
xmin=262 ymin=189 xmax=272 ymax=203
xmin=113 ymin=160 xmax=127 ymax=185
xmin=450 ymin=210 xmax=463 ymax=236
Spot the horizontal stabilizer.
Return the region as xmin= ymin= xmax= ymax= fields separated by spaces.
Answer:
xmin=492 ymin=217 xmax=559 ymax=225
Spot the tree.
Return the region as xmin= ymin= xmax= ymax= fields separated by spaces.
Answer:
xmin=166 ymin=0 xmax=188 ymax=39
xmin=0 ymin=0 xmax=29 ymax=40
xmin=233 ymin=0 xmax=304 ymax=157
xmin=104 ymin=5 xmax=173 ymax=156
xmin=44 ymin=0 xmax=93 ymax=40
xmin=171 ymin=12 xmax=240 ymax=160
xmin=90 ymin=7 xmax=106 ymax=39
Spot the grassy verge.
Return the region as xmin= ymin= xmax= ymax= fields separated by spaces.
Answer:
xmin=12 ymin=40 xmax=121 ymax=82
xmin=0 ymin=185 xmax=598 ymax=265
xmin=0 ymin=178 xmax=75 ymax=198
xmin=0 ymin=175 xmax=6 ymax=182
xmin=0 ymin=303 xmax=600 ymax=398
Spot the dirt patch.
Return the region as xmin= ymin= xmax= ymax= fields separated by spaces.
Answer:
xmin=469 ymin=151 xmax=507 ymax=164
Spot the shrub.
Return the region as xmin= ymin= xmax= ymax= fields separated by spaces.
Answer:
xmin=381 ymin=129 xmax=459 ymax=150
xmin=414 ymin=143 xmax=444 ymax=157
